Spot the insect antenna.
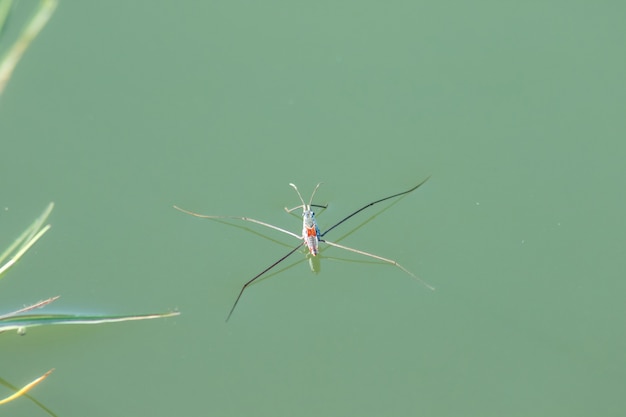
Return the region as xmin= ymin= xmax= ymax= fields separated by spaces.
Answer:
xmin=288 ymin=183 xmax=307 ymax=209
xmin=308 ymin=182 xmax=323 ymax=207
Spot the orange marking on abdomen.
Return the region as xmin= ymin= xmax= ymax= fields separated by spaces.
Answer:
xmin=306 ymin=227 xmax=317 ymax=237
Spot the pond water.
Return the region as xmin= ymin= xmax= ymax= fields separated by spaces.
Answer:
xmin=1 ymin=1 xmax=625 ymax=416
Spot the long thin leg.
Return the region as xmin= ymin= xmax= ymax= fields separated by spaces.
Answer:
xmin=322 ymin=239 xmax=435 ymax=290
xmin=321 ymin=176 xmax=430 ymax=237
xmin=285 ymin=203 xmax=328 ymax=213
xmin=174 ymin=206 xmax=301 ymax=240
xmin=226 ymin=243 xmax=304 ymax=321
xmin=285 ymin=204 xmax=328 ymax=221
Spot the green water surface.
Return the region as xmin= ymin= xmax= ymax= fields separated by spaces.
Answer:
xmin=1 ymin=1 xmax=625 ymax=416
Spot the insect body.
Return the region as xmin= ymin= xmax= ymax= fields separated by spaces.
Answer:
xmin=285 ymin=182 xmax=323 ymax=256
xmin=303 ymin=212 xmax=320 ymax=255
xmin=174 ymin=178 xmax=433 ymax=321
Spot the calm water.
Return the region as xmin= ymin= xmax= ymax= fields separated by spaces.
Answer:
xmin=1 ymin=1 xmax=625 ymax=416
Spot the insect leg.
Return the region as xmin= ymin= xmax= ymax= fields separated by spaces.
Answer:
xmin=173 ymin=206 xmax=301 ymax=239
xmin=321 ymin=177 xmax=430 ymax=237
xmin=226 ymin=243 xmax=304 ymax=321
xmin=321 ymin=239 xmax=435 ymax=290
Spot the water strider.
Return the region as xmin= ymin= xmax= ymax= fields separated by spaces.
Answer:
xmin=174 ymin=177 xmax=433 ymax=321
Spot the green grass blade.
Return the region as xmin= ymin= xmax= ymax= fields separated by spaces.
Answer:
xmin=0 ymin=296 xmax=59 ymax=320
xmin=0 ymin=0 xmax=57 ymax=96
xmin=0 ymin=369 xmax=53 ymax=406
xmin=0 ymin=202 xmax=53 ymax=279
xmin=0 ymin=0 xmax=13 ymax=37
xmin=0 ymin=311 xmax=180 ymax=334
